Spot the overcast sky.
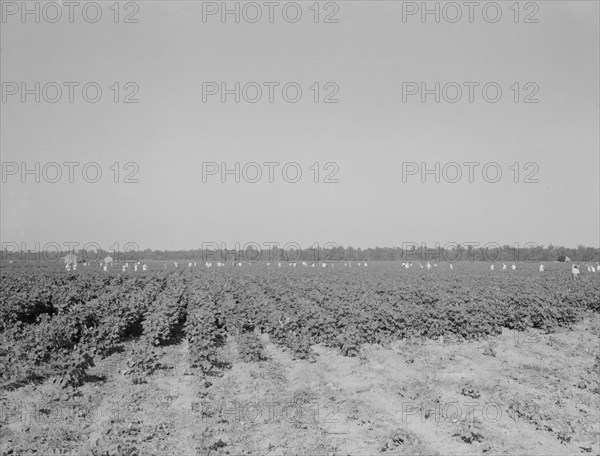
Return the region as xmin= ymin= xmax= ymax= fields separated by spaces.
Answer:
xmin=1 ymin=1 xmax=598 ymax=251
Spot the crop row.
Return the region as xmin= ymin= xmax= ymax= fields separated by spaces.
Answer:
xmin=0 ymin=272 xmax=169 ymax=388
xmin=2 ymin=266 xmax=598 ymax=387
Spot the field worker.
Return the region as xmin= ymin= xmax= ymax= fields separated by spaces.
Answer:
xmin=311 ymin=263 xmax=315 ymax=267
xmin=426 ymin=262 xmax=432 ymax=270
xmin=322 ymin=263 xmax=327 ymax=267
xmin=142 ymin=264 xmax=148 ymax=271
xmin=278 ymin=263 xmax=281 ymax=267
xmin=450 ymin=264 xmax=453 ymax=270
xmin=405 ymin=263 xmax=410 ymax=269
xmin=358 ymin=262 xmax=362 ymax=267
xmin=364 ymin=262 xmax=368 ymax=267
xmin=491 ymin=264 xmax=494 ymax=271
xmin=572 ymin=264 xmax=580 ymax=279
xmin=194 ymin=262 xmax=197 ymax=267
xmin=66 ymin=263 xmax=71 ymax=271
xmin=539 ymin=264 xmax=544 ymax=272
xmin=511 ymin=264 xmax=516 ymax=270
xmin=592 ymin=266 xmax=597 ymax=273
xmin=502 ymin=264 xmax=507 ymax=270
xmin=103 ymin=265 xmax=108 ymax=272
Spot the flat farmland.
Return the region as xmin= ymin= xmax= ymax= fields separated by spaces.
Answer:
xmin=1 ymin=262 xmax=599 ymax=455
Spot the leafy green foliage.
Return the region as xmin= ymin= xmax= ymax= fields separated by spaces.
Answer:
xmin=1 ymin=263 xmax=598 ymax=389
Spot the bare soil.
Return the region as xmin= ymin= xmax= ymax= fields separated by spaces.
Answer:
xmin=2 ymin=317 xmax=599 ymax=455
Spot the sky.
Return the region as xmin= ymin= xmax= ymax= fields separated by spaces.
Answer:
xmin=1 ymin=1 xmax=599 ymax=252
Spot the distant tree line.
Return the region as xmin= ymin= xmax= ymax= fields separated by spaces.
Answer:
xmin=3 ymin=243 xmax=599 ymax=263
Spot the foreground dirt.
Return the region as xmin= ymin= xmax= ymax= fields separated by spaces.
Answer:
xmin=2 ymin=317 xmax=599 ymax=455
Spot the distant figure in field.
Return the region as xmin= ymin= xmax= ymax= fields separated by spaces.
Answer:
xmin=511 ymin=264 xmax=516 ymax=270
xmin=490 ymin=264 xmax=495 ymax=271
xmin=450 ymin=264 xmax=453 ymax=270
xmin=539 ymin=264 xmax=544 ymax=272
xmin=502 ymin=264 xmax=507 ymax=271
xmin=572 ymin=264 xmax=580 ymax=279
